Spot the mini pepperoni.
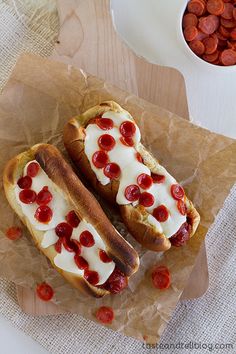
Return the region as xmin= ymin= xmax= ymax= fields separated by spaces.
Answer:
xmin=207 ymin=0 xmax=225 ymax=15
xmin=153 ymin=205 xmax=169 ymax=222
xmin=124 ymin=185 xmax=141 ymax=202
xmin=203 ymin=50 xmax=220 ymax=62
xmin=84 ymin=269 xmax=99 ymax=285
xmin=171 ymin=184 xmax=185 ymax=200
xmin=230 ymin=28 xmax=236 ymax=40
xmin=183 ymin=13 xmax=198 ymax=28
xmin=96 ymin=117 xmax=114 ymax=130
xmin=199 ymin=15 xmax=219 ymax=34
xmin=139 ymin=192 xmax=155 ymax=207
xmin=151 ymin=173 xmax=165 ymax=184
xmin=195 ymin=30 xmax=209 ymax=40
xmin=136 ymin=152 xmax=143 ymax=163
xmin=35 ymin=205 xmax=53 ymax=223
xmin=170 ymin=222 xmax=191 ymax=247
xmin=80 ymin=230 xmax=95 ymax=247
xmin=202 ymin=35 xmax=218 ymax=54
xmin=184 ymin=25 xmax=199 ymax=41
xmin=27 ymin=162 xmax=40 ymax=177
xmin=219 ymin=25 xmax=231 ymax=38
xmin=137 ymin=173 xmax=153 ymax=189
xmin=17 ymin=175 xmax=32 ymax=189
xmin=99 ymin=250 xmax=113 ymax=263
xmin=66 ymin=210 xmax=80 ymax=228
xmin=119 ymin=136 xmax=134 ymax=147
xmin=119 ymin=121 xmax=136 ymax=137
xmin=220 ymin=48 xmax=236 ymax=65
xmin=36 ymin=282 xmax=54 ymax=301
xmin=98 ymin=134 xmax=115 ymax=151
xmin=36 ymin=186 xmax=53 ymax=205
xmin=5 ymin=226 xmax=22 ymax=240
xmin=92 ymin=151 xmax=109 ymax=168
xmin=189 ymin=39 xmax=205 ymax=55
xmin=221 ymin=2 xmax=233 ymax=19
xmin=62 ymin=236 xmax=76 ymax=252
xmin=187 ymin=0 xmax=205 ymax=16
xmin=96 ymin=306 xmax=114 ymax=324
xmin=102 ymin=267 xmax=128 ymax=294
xmin=221 ymin=17 xmax=236 ymax=28
xmin=74 ymin=254 xmax=88 ymax=269
xmin=177 ymin=200 xmax=187 ymax=215
xmin=55 ymin=222 xmax=73 ymax=238
xmin=19 ymin=189 xmax=37 ymax=204
xmin=54 ymin=238 xmax=62 ymax=253
xmin=151 ymin=265 xmax=171 ymax=290
xmin=104 ymin=163 xmax=121 ymax=179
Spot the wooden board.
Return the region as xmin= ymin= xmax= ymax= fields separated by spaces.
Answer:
xmin=16 ymin=0 xmax=208 ymax=315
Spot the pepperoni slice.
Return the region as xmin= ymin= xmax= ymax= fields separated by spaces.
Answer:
xmin=102 ymin=267 xmax=128 ymax=294
xmin=171 ymin=184 xmax=185 ymax=200
xmin=96 ymin=306 xmax=114 ymax=324
xmin=34 ymin=205 xmax=53 ymax=223
xmin=187 ymin=0 xmax=205 ymax=16
xmin=136 ymin=152 xmax=143 ymax=163
xmin=27 ymin=162 xmax=40 ymax=177
xmin=119 ymin=121 xmax=136 ymax=138
xmin=74 ymin=254 xmax=88 ymax=270
xmin=177 ymin=200 xmax=187 ymax=215
xmin=207 ymin=0 xmax=225 ymax=16
xmin=62 ymin=236 xmax=76 ymax=252
xmin=198 ymin=15 xmax=219 ymax=34
xmin=230 ymin=28 xmax=236 ymax=40
xmin=99 ymin=250 xmax=113 ymax=263
xmin=183 ymin=13 xmax=198 ymax=28
xmin=220 ymin=48 xmax=236 ymax=65
xmin=54 ymin=238 xmax=62 ymax=253
xmin=184 ymin=25 xmax=199 ymax=41
xmin=169 ymin=222 xmax=191 ymax=247
xmin=189 ymin=39 xmax=205 ymax=55
xmin=98 ymin=134 xmax=115 ymax=151
xmin=124 ymin=185 xmax=141 ymax=202
xmin=84 ymin=269 xmax=99 ymax=285
xmin=195 ymin=30 xmax=209 ymax=40
xmin=5 ymin=226 xmax=22 ymax=240
xmin=151 ymin=173 xmax=165 ymax=184
xmin=71 ymin=239 xmax=81 ymax=255
xmin=203 ymin=50 xmax=220 ymax=62
xmin=202 ymin=35 xmax=218 ymax=54
xmin=36 ymin=186 xmax=52 ymax=205
xmin=17 ymin=175 xmax=32 ymax=189
xmin=139 ymin=192 xmax=155 ymax=207
xmin=66 ymin=210 xmax=80 ymax=228
xmin=36 ymin=282 xmax=54 ymax=301
xmin=151 ymin=265 xmax=171 ymax=290
xmin=103 ymin=163 xmax=121 ymax=179
xmin=92 ymin=151 xmax=109 ymax=168
xmin=137 ymin=173 xmax=153 ymax=189
xmin=119 ymin=136 xmax=134 ymax=147
xmin=55 ymin=222 xmax=73 ymax=239
xmin=219 ymin=25 xmax=230 ymax=38
xmin=221 ymin=2 xmax=233 ymax=19
xmin=19 ymin=189 xmax=37 ymax=204
xmin=80 ymin=230 xmax=95 ymax=247
xmin=221 ymin=17 xmax=236 ymax=28
xmin=153 ymin=205 xmax=169 ymax=222
xmin=95 ymin=117 xmax=114 ymax=130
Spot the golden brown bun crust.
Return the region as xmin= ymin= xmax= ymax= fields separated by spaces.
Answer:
xmin=3 ymin=144 xmax=139 ymax=297
xmin=63 ymin=101 xmax=200 ymax=252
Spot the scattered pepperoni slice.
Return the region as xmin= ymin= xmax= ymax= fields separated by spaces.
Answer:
xmin=19 ymin=189 xmax=37 ymax=204
xmin=103 ymin=163 xmax=121 ymax=179
xmin=34 ymin=205 xmax=53 ymax=223
xmin=136 ymin=152 xmax=143 ymax=163
xmin=203 ymin=35 xmax=218 ymax=53
xmin=92 ymin=151 xmax=109 ymax=169
xmin=84 ymin=269 xmax=99 ymax=285
xmin=119 ymin=121 xmax=136 ymax=137
xmin=17 ymin=175 xmax=32 ymax=189
xmin=124 ymin=184 xmax=141 ymax=202
xmin=54 ymin=238 xmax=62 ymax=253
xmin=151 ymin=173 xmax=165 ymax=183
xmin=119 ymin=136 xmax=134 ymax=147
xmin=137 ymin=173 xmax=153 ymax=189
xmin=188 ymin=0 xmax=205 ymax=16
xmin=170 ymin=222 xmax=191 ymax=247
xmin=99 ymin=250 xmax=113 ymax=263
xmin=153 ymin=205 xmax=169 ymax=222
xmin=102 ymin=267 xmax=128 ymax=294
xmin=151 ymin=265 xmax=171 ymax=290
xmin=36 ymin=186 xmax=53 ymax=205
xmin=98 ymin=134 xmax=116 ymax=151
xmin=36 ymin=282 xmax=54 ymax=301
xmin=95 ymin=117 xmax=114 ymax=130
xmin=184 ymin=25 xmax=199 ymax=41
xmin=221 ymin=2 xmax=233 ymax=19
xmin=66 ymin=210 xmax=80 ymax=228
xmin=96 ymin=306 xmax=114 ymax=324
xmin=220 ymin=48 xmax=236 ymax=64
xmin=55 ymin=222 xmax=73 ymax=238
xmin=26 ymin=162 xmax=40 ymax=177
xmin=171 ymin=184 xmax=185 ymax=200
xmin=74 ymin=254 xmax=88 ymax=269
xmin=198 ymin=15 xmax=219 ymax=34
xmin=183 ymin=13 xmax=198 ymax=28
xmin=80 ymin=230 xmax=95 ymax=247
xmin=207 ymin=0 xmax=225 ymax=15
xmin=139 ymin=192 xmax=155 ymax=207
xmin=177 ymin=200 xmax=187 ymax=215
xmin=5 ymin=226 xmax=22 ymax=240
xmin=189 ymin=39 xmax=205 ymax=55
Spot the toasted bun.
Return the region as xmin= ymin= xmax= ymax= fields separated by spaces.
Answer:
xmin=63 ymin=101 xmax=200 ymax=252
xmin=3 ymin=144 xmax=139 ymax=297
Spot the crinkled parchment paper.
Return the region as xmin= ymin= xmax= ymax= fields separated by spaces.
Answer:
xmin=0 ymin=54 xmax=235 ymax=344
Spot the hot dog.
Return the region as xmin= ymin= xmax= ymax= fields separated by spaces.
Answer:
xmin=63 ymin=101 xmax=200 ymax=252
xmin=3 ymin=144 xmax=139 ymax=297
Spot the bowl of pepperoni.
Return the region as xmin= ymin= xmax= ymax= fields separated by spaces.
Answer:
xmin=182 ymin=0 xmax=236 ymax=66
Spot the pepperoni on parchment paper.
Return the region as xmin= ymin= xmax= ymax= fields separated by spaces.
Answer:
xmin=96 ymin=306 xmax=114 ymax=324
xmin=151 ymin=265 xmax=171 ymax=290
xmin=5 ymin=226 xmax=22 ymax=240
xmin=36 ymin=282 xmax=54 ymax=301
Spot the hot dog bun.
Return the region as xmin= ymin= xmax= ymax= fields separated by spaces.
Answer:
xmin=3 ymin=143 xmax=139 ymax=297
